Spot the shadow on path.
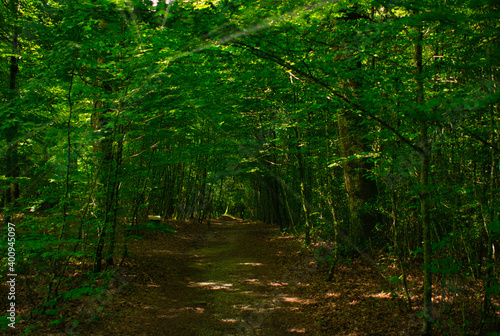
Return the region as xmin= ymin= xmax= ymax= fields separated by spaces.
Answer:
xmin=87 ymin=219 xmax=319 ymax=336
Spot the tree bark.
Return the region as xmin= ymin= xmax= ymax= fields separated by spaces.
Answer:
xmin=4 ymin=0 xmax=21 ymax=226
xmin=293 ymin=126 xmax=311 ymax=245
xmin=414 ymin=25 xmax=433 ymax=335
xmin=92 ymin=102 xmax=117 ymax=273
xmin=105 ymin=124 xmax=124 ymax=267
xmin=337 ymin=111 xmax=378 ymax=245
xmin=335 ymin=7 xmax=379 ymax=247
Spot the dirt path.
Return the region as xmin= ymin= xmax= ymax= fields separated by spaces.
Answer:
xmin=86 ymin=218 xmax=320 ymax=336
xmin=36 ymin=217 xmax=490 ymax=335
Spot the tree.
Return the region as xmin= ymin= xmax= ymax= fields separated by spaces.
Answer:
xmin=1 ymin=0 xmax=21 ymax=225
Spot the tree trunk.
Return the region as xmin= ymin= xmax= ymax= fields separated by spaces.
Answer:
xmin=414 ymin=25 xmax=433 ymax=335
xmin=293 ymin=126 xmax=311 ymax=245
xmin=3 ymin=0 xmax=21 ymax=226
xmin=92 ymin=103 xmax=116 ymax=273
xmin=337 ymin=111 xmax=378 ymax=246
xmin=105 ymin=125 xmax=124 ymax=267
xmin=334 ymin=7 xmax=379 ymax=248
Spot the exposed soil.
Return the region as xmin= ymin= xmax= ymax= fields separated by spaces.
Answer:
xmin=46 ymin=217 xmax=497 ymax=336
xmin=84 ymin=218 xmax=322 ymax=336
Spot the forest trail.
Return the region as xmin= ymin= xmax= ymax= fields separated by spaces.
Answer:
xmin=33 ymin=217 xmax=485 ymax=336
xmin=86 ymin=218 xmax=321 ymax=336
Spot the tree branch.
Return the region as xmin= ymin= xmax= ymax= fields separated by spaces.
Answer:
xmin=231 ymin=41 xmax=424 ymax=154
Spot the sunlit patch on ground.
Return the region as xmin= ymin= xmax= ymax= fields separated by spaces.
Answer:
xmin=275 ymin=235 xmax=295 ymax=240
xmin=289 ymin=328 xmax=307 ymax=333
xmin=368 ymin=292 xmax=391 ymax=299
xmin=221 ymin=318 xmax=238 ymax=323
xmin=325 ymin=292 xmax=341 ymax=298
xmin=268 ymin=281 xmax=288 ymax=287
xmin=237 ymin=262 xmax=263 ymax=266
xmin=188 ymin=281 xmax=234 ymax=290
xmin=295 ymin=282 xmax=311 ymax=287
xmin=188 ymin=307 xmax=205 ymax=313
xmin=276 ymin=295 xmax=316 ymax=305
xmin=234 ymin=305 xmax=256 ymax=311
xmin=244 ymin=278 xmax=261 ymax=284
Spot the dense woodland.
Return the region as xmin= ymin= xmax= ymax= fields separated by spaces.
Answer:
xmin=1 ymin=0 xmax=499 ymax=334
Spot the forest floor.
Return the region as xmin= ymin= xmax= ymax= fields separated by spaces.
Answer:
xmin=75 ymin=216 xmax=425 ymax=336
xmin=33 ymin=216 xmax=495 ymax=336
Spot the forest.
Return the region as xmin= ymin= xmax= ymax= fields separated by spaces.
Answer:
xmin=1 ymin=0 xmax=499 ymax=335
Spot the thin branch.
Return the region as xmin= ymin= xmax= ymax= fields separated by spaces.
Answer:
xmin=459 ymin=126 xmax=500 ymax=154
xmin=232 ymin=41 xmax=424 ymax=154
xmin=62 ymin=70 xmax=76 ymax=228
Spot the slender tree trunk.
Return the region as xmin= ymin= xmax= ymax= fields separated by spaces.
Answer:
xmin=415 ymin=25 xmax=433 ymax=335
xmin=420 ymin=148 xmax=432 ymax=335
xmin=105 ymin=125 xmax=124 ymax=267
xmin=479 ymin=101 xmax=499 ymax=333
xmin=92 ymin=101 xmax=115 ymax=273
xmin=293 ymin=126 xmax=311 ymax=245
xmin=197 ymin=167 xmax=208 ymax=222
xmin=261 ymin=129 xmax=286 ymax=229
xmin=4 ymin=0 xmax=21 ymax=226
xmin=281 ymin=179 xmax=296 ymax=233
xmin=325 ymin=110 xmax=338 ymax=281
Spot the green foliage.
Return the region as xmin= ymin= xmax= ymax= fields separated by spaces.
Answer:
xmin=1 ymin=0 xmax=499 ymax=333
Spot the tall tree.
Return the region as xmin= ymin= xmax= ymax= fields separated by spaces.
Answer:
xmin=1 ymin=0 xmax=21 ymax=225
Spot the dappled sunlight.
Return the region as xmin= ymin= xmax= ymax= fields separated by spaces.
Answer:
xmin=325 ymin=292 xmax=341 ymax=298
xmin=221 ymin=318 xmax=238 ymax=323
xmin=235 ymin=305 xmax=256 ymax=311
xmin=295 ymin=282 xmax=311 ymax=287
xmin=237 ymin=262 xmax=263 ymax=266
xmin=276 ymin=295 xmax=316 ymax=305
xmin=187 ymin=281 xmax=234 ymax=290
xmin=268 ymin=281 xmax=288 ymax=287
xmin=243 ymin=278 xmax=261 ymax=284
xmin=275 ymin=235 xmax=295 ymax=240
xmin=368 ymin=292 xmax=392 ymax=299
xmin=289 ymin=328 xmax=307 ymax=333
xmin=327 ymin=302 xmax=337 ymax=308
xmin=233 ymin=304 xmax=276 ymax=313
xmin=186 ymin=307 xmax=205 ymax=314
